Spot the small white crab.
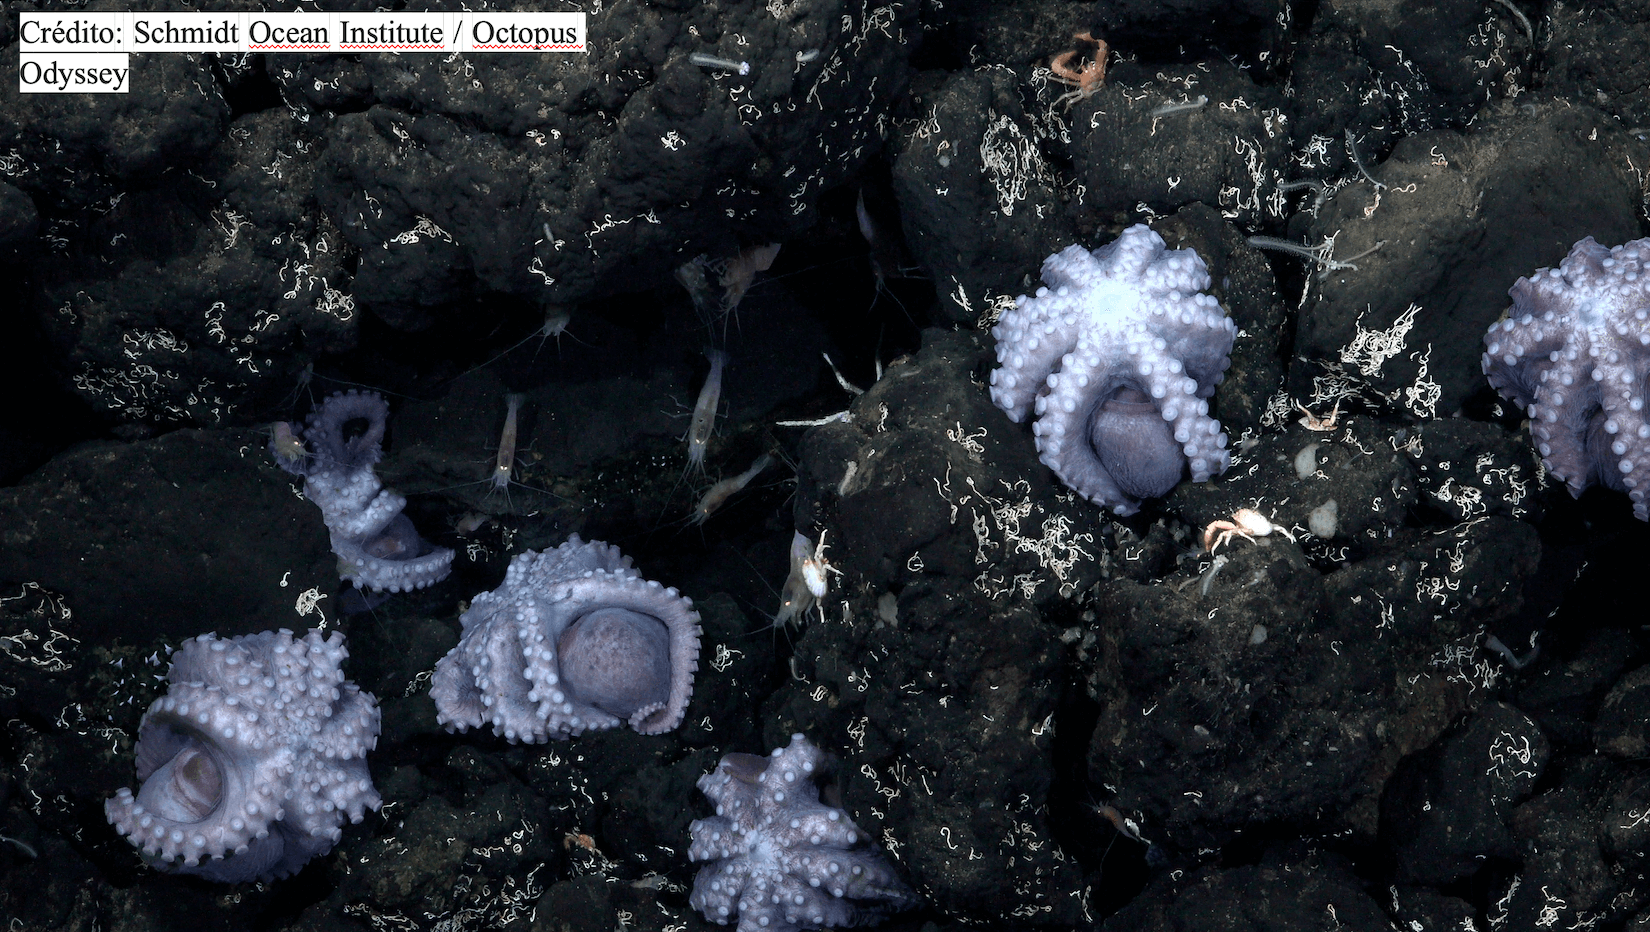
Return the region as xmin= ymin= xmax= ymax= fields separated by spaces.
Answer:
xmin=1202 ymin=508 xmax=1296 ymax=553
xmin=801 ymin=530 xmax=843 ymax=598
xmin=1295 ymin=399 xmax=1341 ymax=432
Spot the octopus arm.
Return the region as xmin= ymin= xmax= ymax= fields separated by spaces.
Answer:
xmin=986 ymin=245 xmax=1108 ymax=422
xmin=1482 ymin=312 xmax=1572 ymax=412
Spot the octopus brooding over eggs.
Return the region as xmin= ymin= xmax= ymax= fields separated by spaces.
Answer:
xmin=429 ymin=535 xmax=701 ymax=742
xmin=989 ymin=224 xmax=1237 ymax=514
xmin=271 ymin=390 xmax=454 ymax=593
xmin=1482 ymin=236 xmax=1650 ymax=519
xmin=105 ymin=629 xmax=382 ymax=883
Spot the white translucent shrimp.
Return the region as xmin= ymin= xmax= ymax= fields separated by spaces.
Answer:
xmin=269 ymin=420 xmax=308 ymax=469
xmin=690 ymin=452 xmax=773 ymax=525
xmin=532 ymin=308 xmax=575 ymax=355
xmin=491 ymin=393 xmax=525 ymax=492
xmin=409 ymin=393 xmax=569 ymax=513
xmin=446 ymin=307 xmax=582 ymax=387
xmin=675 ymin=244 xmax=781 ymax=340
xmin=686 ymin=349 xmax=727 ymax=473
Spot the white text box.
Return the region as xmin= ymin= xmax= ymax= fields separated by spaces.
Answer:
xmin=19 ymin=53 xmax=131 ymax=93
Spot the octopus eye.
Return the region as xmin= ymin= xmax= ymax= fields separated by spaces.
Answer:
xmin=362 ymin=514 xmax=430 ymax=561
xmin=363 ymin=535 xmax=409 ymax=559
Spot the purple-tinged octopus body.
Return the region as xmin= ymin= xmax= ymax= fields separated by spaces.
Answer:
xmin=689 ymin=734 xmax=920 ymax=932
xmin=429 ymin=535 xmax=700 ymax=742
xmin=1482 ymin=236 xmax=1650 ymax=520
xmin=105 ymin=629 xmax=382 ymax=883
xmin=989 ymin=224 xmax=1237 ymax=515
xmin=273 ymin=390 xmax=454 ymax=591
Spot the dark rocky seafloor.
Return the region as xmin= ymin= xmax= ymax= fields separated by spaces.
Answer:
xmin=4 ymin=0 xmax=1650 ymax=930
